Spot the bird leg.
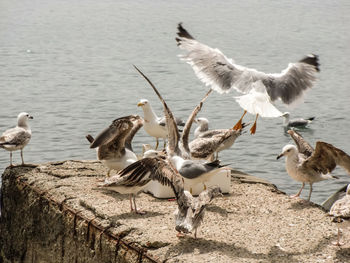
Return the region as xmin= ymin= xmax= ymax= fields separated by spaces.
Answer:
xmin=194 ymin=229 xmax=198 ymax=239
xmin=129 ymin=194 xmax=134 ymax=212
xmin=233 ymin=110 xmax=247 ymax=130
xmin=290 ymin=182 xmax=305 ymax=198
xmin=332 ymin=218 xmax=344 ymax=246
xmin=307 ymin=183 xmax=313 ymax=201
xmin=20 ymin=149 xmax=25 ymax=165
xmin=133 ymin=195 xmax=146 ymax=215
xmin=9 ymin=152 xmax=13 ymax=167
xmin=163 ymin=139 xmax=166 ymax=149
xmin=106 ymin=169 xmax=111 ymax=177
xmin=250 ymin=114 xmax=259 ymax=135
xmin=203 ymin=183 xmax=207 ymax=191
xmin=154 ymin=138 xmax=159 ymax=150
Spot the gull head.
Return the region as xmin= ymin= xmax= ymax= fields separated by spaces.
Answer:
xmin=17 ymin=112 xmax=33 ymax=127
xmin=281 ymin=112 xmax=290 ymax=118
xmin=277 ymin=144 xmax=298 ymax=160
xmin=137 ymin=99 xmax=149 ymax=108
xmin=195 ymin=117 xmax=209 ymax=125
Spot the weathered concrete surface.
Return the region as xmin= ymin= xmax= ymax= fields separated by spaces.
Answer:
xmin=0 ymin=160 xmax=349 ymax=263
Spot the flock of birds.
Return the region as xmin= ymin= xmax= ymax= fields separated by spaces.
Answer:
xmin=1 ymin=23 xmax=350 ymax=243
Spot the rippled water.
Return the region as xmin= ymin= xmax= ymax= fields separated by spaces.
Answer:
xmin=1 ymin=0 xmax=349 ymax=204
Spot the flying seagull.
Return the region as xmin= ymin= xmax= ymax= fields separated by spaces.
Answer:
xmin=277 ymin=130 xmax=350 ymax=201
xmin=87 ymin=115 xmax=143 ymax=177
xmin=176 ymin=23 xmax=320 ymax=134
xmin=134 ymin=65 xmax=230 ymax=193
xmin=0 ymin=112 xmax=33 ymax=166
xmin=281 ymin=112 xmax=315 ymax=128
xmin=137 ymin=99 xmax=185 ymax=150
xmin=329 ymin=184 xmax=350 ymax=246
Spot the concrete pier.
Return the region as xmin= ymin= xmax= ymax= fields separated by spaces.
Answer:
xmin=0 ymin=160 xmax=349 ymax=262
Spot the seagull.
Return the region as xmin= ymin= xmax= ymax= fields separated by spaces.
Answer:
xmin=281 ymin=112 xmax=315 ymax=128
xmin=102 ymin=151 xmax=222 ymax=237
xmin=191 ymin=117 xmax=246 ymax=160
xmin=137 ymin=99 xmax=185 ymax=150
xmin=0 ymin=112 xmax=33 ymax=166
xmin=176 ymin=23 xmax=320 ymax=134
xmin=134 ymin=65 xmax=230 ymax=193
xmin=277 ymin=130 xmax=350 ymax=201
xmin=87 ymin=115 xmax=143 ymax=177
xmin=329 ymin=184 xmax=350 ymax=246
xmin=98 ymin=154 xmax=168 ymax=214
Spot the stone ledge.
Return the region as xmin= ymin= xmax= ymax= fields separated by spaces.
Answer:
xmin=1 ymin=160 xmax=349 ymax=263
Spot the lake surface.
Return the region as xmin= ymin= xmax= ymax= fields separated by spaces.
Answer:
xmin=1 ymin=0 xmax=349 ymax=204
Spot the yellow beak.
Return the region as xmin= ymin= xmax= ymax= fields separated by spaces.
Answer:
xmin=137 ymin=102 xmax=144 ymax=107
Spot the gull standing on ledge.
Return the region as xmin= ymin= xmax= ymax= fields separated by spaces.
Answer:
xmin=329 ymin=184 xmax=350 ymax=246
xmin=137 ymin=99 xmax=184 ymax=150
xmin=176 ymin=23 xmax=320 ymax=134
xmin=281 ymin=112 xmax=315 ymax=128
xmin=87 ymin=115 xmax=143 ymax=177
xmin=0 ymin=112 xmax=33 ymax=166
xmin=277 ymin=130 xmax=350 ymax=201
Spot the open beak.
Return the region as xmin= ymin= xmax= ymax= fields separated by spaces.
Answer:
xmin=137 ymin=102 xmax=144 ymax=107
xmin=276 ymin=153 xmax=284 ymax=160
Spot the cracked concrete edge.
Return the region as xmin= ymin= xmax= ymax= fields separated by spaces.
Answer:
xmin=0 ymin=165 xmax=161 ymax=263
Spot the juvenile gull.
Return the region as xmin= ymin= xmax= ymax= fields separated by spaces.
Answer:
xmin=98 ymin=153 xmax=168 ymax=214
xmin=137 ymin=99 xmax=184 ymax=150
xmin=191 ymin=117 xmax=246 ymax=160
xmin=104 ymin=151 xmax=222 ymax=237
xmin=329 ymin=184 xmax=350 ymax=246
xmin=0 ymin=112 xmax=33 ymax=166
xmin=134 ymin=65 xmax=230 ymax=193
xmin=87 ymin=115 xmax=143 ymax=177
xmin=281 ymin=112 xmax=315 ymax=128
xmin=277 ymin=130 xmax=350 ymax=201
xmin=176 ymin=23 xmax=320 ymax=134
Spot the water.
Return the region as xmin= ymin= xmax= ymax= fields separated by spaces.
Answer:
xmin=0 ymin=0 xmax=349 ymax=204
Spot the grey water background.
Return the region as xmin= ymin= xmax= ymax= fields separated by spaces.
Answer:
xmin=0 ymin=0 xmax=349 ymax=205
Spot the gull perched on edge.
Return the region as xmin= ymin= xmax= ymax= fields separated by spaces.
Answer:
xmin=176 ymin=23 xmax=320 ymax=134
xmin=134 ymin=65 xmax=231 ymax=193
xmin=137 ymin=99 xmax=185 ymax=150
xmin=190 ymin=117 xmax=246 ymax=160
xmin=281 ymin=112 xmax=315 ymax=128
xmin=329 ymin=184 xmax=350 ymax=246
xmin=0 ymin=112 xmax=33 ymax=166
xmin=277 ymin=130 xmax=350 ymax=201
xmin=87 ymin=115 xmax=143 ymax=177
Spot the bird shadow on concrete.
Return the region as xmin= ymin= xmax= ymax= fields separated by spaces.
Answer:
xmin=335 ymin=247 xmax=350 ymax=262
xmin=163 ymin=233 xmax=336 ymax=262
xmin=111 ymin=210 xmax=165 ymax=220
xmin=288 ymin=199 xmax=324 ymax=211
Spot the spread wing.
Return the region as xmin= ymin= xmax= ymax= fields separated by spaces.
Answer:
xmin=288 ymin=129 xmax=314 ymax=157
xmin=181 ymin=89 xmax=212 ymax=154
xmin=90 ymin=115 xmax=141 ymax=149
xmin=302 ymin=141 xmax=350 ymax=175
xmin=176 ymin=23 xmax=319 ymax=105
xmin=134 ymin=65 xmax=181 ymax=157
xmin=103 ymin=155 xmax=184 ymax=199
xmin=125 ymin=117 xmax=143 ymax=151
